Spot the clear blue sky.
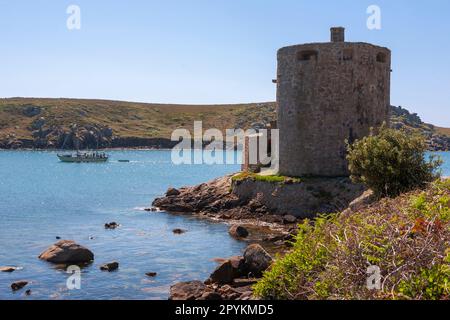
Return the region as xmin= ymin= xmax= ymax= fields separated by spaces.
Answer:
xmin=0 ymin=0 xmax=449 ymax=126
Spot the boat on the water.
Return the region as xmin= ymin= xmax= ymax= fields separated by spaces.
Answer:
xmin=57 ymin=151 xmax=109 ymax=163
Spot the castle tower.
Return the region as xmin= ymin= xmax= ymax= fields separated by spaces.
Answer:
xmin=277 ymin=27 xmax=391 ymax=177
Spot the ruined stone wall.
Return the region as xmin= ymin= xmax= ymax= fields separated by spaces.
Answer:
xmin=277 ymin=39 xmax=391 ymax=177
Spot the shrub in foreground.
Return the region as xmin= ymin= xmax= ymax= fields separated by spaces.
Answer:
xmin=253 ymin=179 xmax=450 ymax=300
xmin=346 ymin=125 xmax=441 ymax=197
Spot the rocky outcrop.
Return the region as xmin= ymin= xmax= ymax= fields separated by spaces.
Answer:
xmin=243 ymin=244 xmax=273 ymax=277
xmin=348 ymin=189 xmax=377 ymax=211
xmin=153 ymin=175 xmax=365 ymax=219
xmin=38 ymin=240 xmax=94 ymax=264
xmin=207 ymin=256 xmax=245 ymax=284
xmin=228 ymin=225 xmax=249 ymax=239
xmin=169 ymin=243 xmax=273 ymax=300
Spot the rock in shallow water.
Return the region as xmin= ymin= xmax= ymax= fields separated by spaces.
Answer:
xmin=208 ymin=256 xmax=245 ymax=284
xmin=0 ymin=266 xmax=18 ymax=273
xmin=100 ymin=262 xmax=119 ymax=272
xmin=104 ymin=222 xmax=119 ymax=229
xmin=38 ymin=240 xmax=94 ymax=264
xmin=145 ymin=272 xmax=157 ymax=277
xmin=228 ymin=225 xmax=249 ymax=238
xmin=11 ymin=281 xmax=28 ymax=291
xmin=172 ymin=228 xmax=187 ymax=235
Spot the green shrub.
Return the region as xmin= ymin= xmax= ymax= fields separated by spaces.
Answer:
xmin=253 ymin=180 xmax=450 ymax=300
xmin=346 ymin=124 xmax=442 ymax=197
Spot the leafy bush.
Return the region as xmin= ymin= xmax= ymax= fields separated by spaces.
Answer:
xmin=253 ymin=180 xmax=450 ymax=300
xmin=346 ymin=125 xmax=442 ymax=197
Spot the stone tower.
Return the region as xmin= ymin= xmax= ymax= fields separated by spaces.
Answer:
xmin=277 ymin=27 xmax=391 ymax=177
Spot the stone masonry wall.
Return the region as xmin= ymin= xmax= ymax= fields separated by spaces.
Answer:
xmin=277 ymin=38 xmax=391 ymax=177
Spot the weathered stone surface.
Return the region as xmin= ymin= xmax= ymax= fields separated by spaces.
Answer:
xmin=100 ymin=262 xmax=119 ymax=272
xmin=38 ymin=240 xmax=94 ymax=264
xmin=166 ymin=188 xmax=181 ymax=196
xmin=282 ymin=215 xmax=297 ymax=224
xmin=232 ymin=176 xmax=365 ymax=218
xmin=232 ymin=278 xmax=258 ymax=287
xmin=209 ymin=256 xmax=244 ymax=284
xmin=198 ymin=291 xmax=223 ymax=300
xmin=169 ymin=281 xmax=206 ymax=300
xmin=277 ymin=28 xmax=391 ymax=177
xmin=243 ymin=244 xmax=273 ymax=277
xmin=11 ymin=281 xmax=28 ymax=291
xmin=23 ymin=106 xmax=41 ymax=117
xmin=228 ymin=225 xmax=249 ymax=238
xmin=349 ymin=189 xmax=377 ymax=211
xmin=0 ymin=266 xmax=18 ymax=273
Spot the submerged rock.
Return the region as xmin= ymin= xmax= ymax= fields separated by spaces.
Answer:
xmin=100 ymin=262 xmax=119 ymax=272
xmin=0 ymin=266 xmax=18 ymax=273
xmin=243 ymin=244 xmax=273 ymax=277
xmin=38 ymin=240 xmax=94 ymax=264
xmin=11 ymin=281 xmax=28 ymax=291
xmin=145 ymin=272 xmax=157 ymax=277
xmin=228 ymin=225 xmax=249 ymax=239
xmin=104 ymin=222 xmax=119 ymax=229
xmin=169 ymin=281 xmax=206 ymax=300
xmin=172 ymin=228 xmax=187 ymax=235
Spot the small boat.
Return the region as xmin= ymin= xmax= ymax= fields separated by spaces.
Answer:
xmin=57 ymin=151 xmax=109 ymax=163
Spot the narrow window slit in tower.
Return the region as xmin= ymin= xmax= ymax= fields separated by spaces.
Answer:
xmin=297 ymin=50 xmax=318 ymax=61
xmin=376 ymin=52 xmax=386 ymax=63
xmin=343 ymin=49 xmax=353 ymax=61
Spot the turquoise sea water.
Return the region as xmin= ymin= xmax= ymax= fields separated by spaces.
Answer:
xmin=0 ymin=150 xmax=449 ymax=300
xmin=0 ymin=150 xmax=244 ymax=300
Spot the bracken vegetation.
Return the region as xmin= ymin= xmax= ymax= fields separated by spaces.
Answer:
xmin=253 ymin=179 xmax=450 ymax=300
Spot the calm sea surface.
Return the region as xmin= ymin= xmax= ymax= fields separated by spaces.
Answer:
xmin=0 ymin=150 xmax=244 ymax=300
xmin=0 ymin=150 xmax=449 ymax=300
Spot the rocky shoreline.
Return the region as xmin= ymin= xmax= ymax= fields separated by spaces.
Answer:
xmin=151 ymin=173 xmax=375 ymax=300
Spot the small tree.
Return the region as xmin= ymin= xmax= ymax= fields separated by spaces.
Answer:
xmin=346 ymin=124 xmax=442 ymax=197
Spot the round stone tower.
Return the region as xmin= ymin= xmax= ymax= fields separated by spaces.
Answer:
xmin=277 ymin=27 xmax=391 ymax=177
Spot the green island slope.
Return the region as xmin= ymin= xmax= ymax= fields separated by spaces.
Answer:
xmin=0 ymin=98 xmax=448 ymax=150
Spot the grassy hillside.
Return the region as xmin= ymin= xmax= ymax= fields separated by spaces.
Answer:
xmin=0 ymin=97 xmax=276 ymax=141
xmin=0 ymin=97 xmax=448 ymax=149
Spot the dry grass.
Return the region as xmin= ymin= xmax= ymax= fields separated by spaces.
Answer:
xmin=0 ymin=98 xmax=276 ymax=140
xmin=254 ymin=179 xmax=450 ymax=300
xmin=436 ymin=127 xmax=450 ymax=137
